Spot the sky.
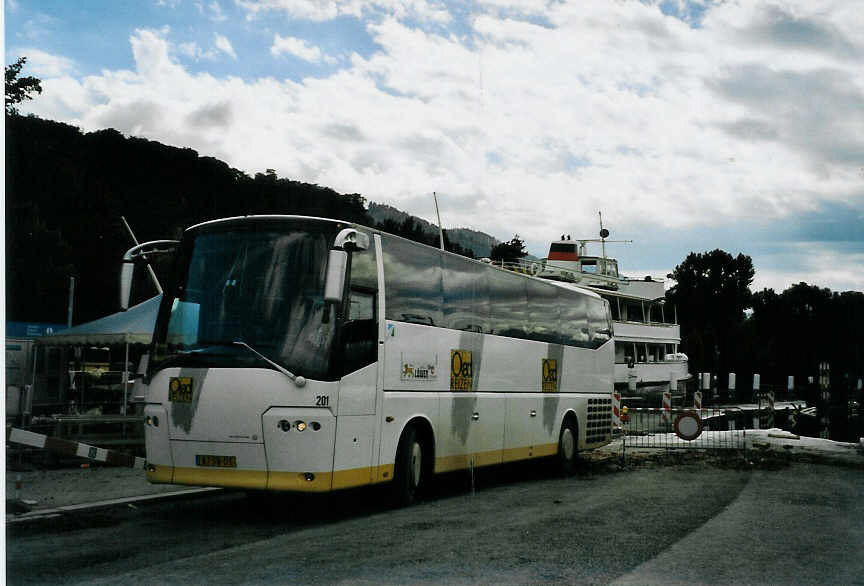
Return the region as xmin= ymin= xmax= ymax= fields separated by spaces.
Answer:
xmin=5 ymin=0 xmax=864 ymax=293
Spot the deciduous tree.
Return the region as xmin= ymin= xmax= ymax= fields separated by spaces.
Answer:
xmin=5 ymin=57 xmax=42 ymax=115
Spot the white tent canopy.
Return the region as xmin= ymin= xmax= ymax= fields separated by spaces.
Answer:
xmin=39 ymin=295 xmax=161 ymax=347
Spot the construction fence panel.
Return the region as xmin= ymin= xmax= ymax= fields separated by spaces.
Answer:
xmin=621 ymin=407 xmax=748 ymax=452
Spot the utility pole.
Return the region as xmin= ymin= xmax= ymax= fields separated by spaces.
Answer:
xmin=66 ymin=276 xmax=76 ymax=328
xmin=433 ymin=192 xmax=445 ymax=251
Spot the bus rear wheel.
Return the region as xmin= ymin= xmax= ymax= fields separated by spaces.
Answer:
xmin=392 ymin=425 xmax=425 ymax=507
xmin=557 ymin=417 xmax=579 ymax=476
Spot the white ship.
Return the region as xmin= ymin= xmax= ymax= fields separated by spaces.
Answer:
xmin=531 ymin=231 xmax=690 ymax=398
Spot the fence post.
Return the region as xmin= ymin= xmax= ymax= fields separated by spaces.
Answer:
xmin=728 ymin=372 xmax=736 ymax=402
xmin=760 ymin=390 xmax=775 ymax=429
xmin=752 ymin=374 xmax=761 ymax=428
xmin=661 ymin=391 xmax=672 ymax=426
xmin=819 ymin=363 xmax=831 ymax=439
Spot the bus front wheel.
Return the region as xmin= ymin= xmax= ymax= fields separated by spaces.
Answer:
xmin=392 ymin=425 xmax=425 ymax=506
xmin=557 ymin=417 xmax=579 ymax=476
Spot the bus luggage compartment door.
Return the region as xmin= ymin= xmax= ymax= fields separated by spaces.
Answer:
xmin=263 ymin=407 xmax=336 ymax=492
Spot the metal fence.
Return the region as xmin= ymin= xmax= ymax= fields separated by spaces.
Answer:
xmin=620 ymin=407 xmax=749 ymax=453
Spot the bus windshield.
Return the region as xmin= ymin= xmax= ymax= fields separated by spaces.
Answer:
xmin=152 ymin=219 xmax=341 ymax=380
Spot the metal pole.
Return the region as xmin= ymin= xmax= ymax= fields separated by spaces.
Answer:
xmin=432 ymin=192 xmax=445 ymax=251
xmin=67 ymin=276 xmax=75 ymax=328
xmin=122 ymin=340 xmax=130 ymax=416
xmin=121 ymin=216 xmax=163 ymax=294
xmin=26 ymin=342 xmax=38 ymax=426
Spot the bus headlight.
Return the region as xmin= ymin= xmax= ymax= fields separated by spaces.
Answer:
xmin=295 ymin=421 xmax=307 ymax=432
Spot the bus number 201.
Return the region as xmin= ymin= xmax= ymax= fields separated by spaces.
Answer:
xmin=315 ymin=395 xmax=329 ymax=406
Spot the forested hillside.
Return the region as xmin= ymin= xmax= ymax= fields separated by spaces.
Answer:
xmin=367 ymin=202 xmax=500 ymax=257
xmin=5 ymin=115 xmax=472 ymax=324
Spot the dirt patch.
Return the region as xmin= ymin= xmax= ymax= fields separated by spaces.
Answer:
xmin=5 ymin=464 xmax=184 ymax=513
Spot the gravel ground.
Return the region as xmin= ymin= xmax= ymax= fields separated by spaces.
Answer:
xmin=5 ymin=465 xmax=184 ymax=512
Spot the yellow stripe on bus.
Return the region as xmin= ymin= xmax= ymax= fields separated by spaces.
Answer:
xmin=172 ymin=466 xmax=268 ymax=489
xmin=146 ymin=443 xmax=561 ymax=492
xmin=434 ymin=443 xmax=558 ymax=473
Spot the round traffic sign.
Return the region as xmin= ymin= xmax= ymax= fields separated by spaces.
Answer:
xmin=673 ymin=411 xmax=703 ymax=441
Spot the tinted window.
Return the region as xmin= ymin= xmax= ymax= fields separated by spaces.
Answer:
xmin=588 ymin=297 xmax=611 ymax=348
xmin=488 ymin=268 xmax=527 ymax=338
xmin=382 ymin=236 xmax=443 ymax=326
xmin=349 ymin=233 xmax=377 ymax=290
xmin=558 ymin=287 xmax=589 ymax=348
xmin=442 ymin=254 xmax=489 ymax=333
xmin=527 ymin=278 xmax=560 ymax=343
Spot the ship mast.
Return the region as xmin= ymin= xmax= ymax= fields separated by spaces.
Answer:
xmin=599 ymin=211 xmax=610 ymax=266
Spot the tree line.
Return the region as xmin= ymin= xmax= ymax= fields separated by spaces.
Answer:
xmin=668 ymin=250 xmax=863 ymax=390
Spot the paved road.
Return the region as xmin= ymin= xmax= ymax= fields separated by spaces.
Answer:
xmin=7 ymin=458 xmax=864 ymax=585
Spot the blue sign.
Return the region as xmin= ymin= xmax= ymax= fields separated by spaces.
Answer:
xmin=6 ymin=322 xmax=68 ymax=338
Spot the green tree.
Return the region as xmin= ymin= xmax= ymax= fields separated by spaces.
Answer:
xmin=667 ymin=249 xmax=754 ymax=377
xmin=5 ymin=57 xmax=42 ymax=115
xmin=490 ymin=235 xmax=527 ymax=262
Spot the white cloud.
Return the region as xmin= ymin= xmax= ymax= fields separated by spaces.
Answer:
xmin=11 ymin=48 xmax=77 ymax=77
xmin=236 ymin=0 xmax=450 ymax=23
xmin=752 ymin=244 xmax=864 ymax=293
xmin=15 ymin=3 xmax=864 ymax=293
xmin=175 ymin=34 xmax=236 ymax=61
xmin=213 ymin=33 xmax=237 ymax=59
xmin=270 ymin=34 xmax=333 ymax=63
xmin=195 ymin=0 xmax=228 ymax=21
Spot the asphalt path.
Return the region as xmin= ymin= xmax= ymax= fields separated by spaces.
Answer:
xmin=7 ymin=456 xmax=864 ymax=585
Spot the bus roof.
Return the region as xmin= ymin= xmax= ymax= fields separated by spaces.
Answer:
xmin=183 ymin=215 xmax=602 ymax=300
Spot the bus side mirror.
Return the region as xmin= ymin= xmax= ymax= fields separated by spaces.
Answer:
xmin=324 ymin=228 xmax=370 ymax=305
xmin=120 ymin=262 xmax=135 ymax=311
xmin=120 ymin=240 xmax=179 ymax=310
xmin=324 ymin=250 xmax=348 ymax=304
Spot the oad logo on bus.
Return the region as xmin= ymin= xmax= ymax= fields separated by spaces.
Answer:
xmin=169 ymin=377 xmax=194 ymax=403
xmin=542 ymin=359 xmax=558 ymax=392
xmin=450 ymin=350 xmax=473 ymax=391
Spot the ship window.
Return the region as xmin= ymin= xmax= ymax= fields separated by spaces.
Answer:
xmin=624 ymin=301 xmax=644 ymax=322
xmin=615 ymin=343 xmax=628 ymax=364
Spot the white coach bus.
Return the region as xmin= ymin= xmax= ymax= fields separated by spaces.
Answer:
xmin=124 ymin=215 xmax=614 ymax=504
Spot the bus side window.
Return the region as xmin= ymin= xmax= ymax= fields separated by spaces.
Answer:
xmin=348 ymin=288 xmax=374 ymax=321
xmin=339 ymin=288 xmax=377 ymax=376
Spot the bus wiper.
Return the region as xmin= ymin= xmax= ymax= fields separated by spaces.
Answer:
xmin=232 ymin=340 xmax=307 ymax=388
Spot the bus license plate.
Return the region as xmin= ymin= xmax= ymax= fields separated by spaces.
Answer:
xmin=196 ymin=455 xmax=237 ymax=468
